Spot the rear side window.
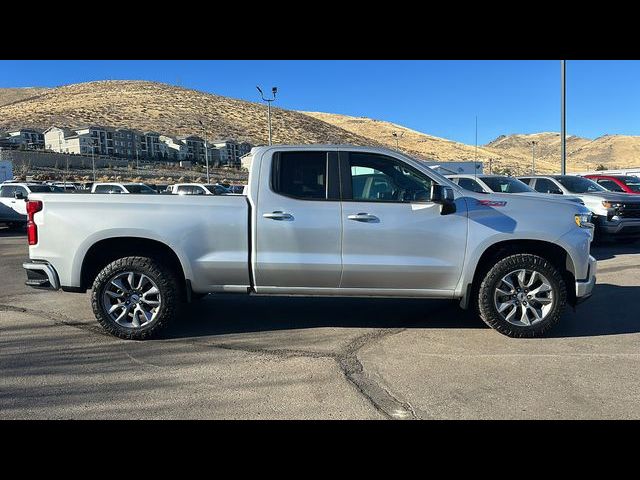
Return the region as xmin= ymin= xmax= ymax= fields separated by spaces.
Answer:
xmin=457 ymin=177 xmax=486 ymax=193
xmin=272 ymin=151 xmax=328 ymax=200
xmin=597 ymin=179 xmax=624 ymax=192
xmin=0 ymin=185 xmax=16 ymax=197
xmin=533 ymin=178 xmax=562 ymax=194
xmin=94 ymin=185 xmax=112 ymax=193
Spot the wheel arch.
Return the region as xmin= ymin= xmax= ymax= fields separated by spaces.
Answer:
xmin=461 ymin=239 xmax=577 ymax=309
xmin=79 ymin=237 xmax=188 ymax=298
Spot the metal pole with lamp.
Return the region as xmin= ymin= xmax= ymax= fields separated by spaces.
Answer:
xmin=256 ymin=86 xmax=277 ymax=145
xmin=198 ymin=119 xmax=210 ymax=183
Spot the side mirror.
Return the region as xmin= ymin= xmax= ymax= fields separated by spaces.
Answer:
xmin=430 ymin=184 xmax=456 ymax=215
xmin=14 ymin=191 xmax=25 ymax=200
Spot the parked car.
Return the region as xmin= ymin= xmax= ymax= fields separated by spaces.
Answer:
xmin=0 ymin=182 xmax=64 ymax=228
xmin=518 ymin=175 xmax=640 ymax=242
xmin=447 ymin=174 xmax=584 ymax=204
xmin=583 ymin=174 xmax=640 ymax=195
xmin=91 ymin=183 xmax=158 ymax=194
xmin=169 ymin=183 xmax=231 ymax=195
xmin=23 ymin=145 xmax=596 ymax=340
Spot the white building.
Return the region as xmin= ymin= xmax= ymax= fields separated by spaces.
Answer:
xmin=4 ymin=128 xmax=44 ymax=149
xmin=159 ymin=135 xmax=187 ymax=161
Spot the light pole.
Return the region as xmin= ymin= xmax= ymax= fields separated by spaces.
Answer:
xmin=91 ymin=142 xmax=96 ymax=182
xmin=529 ymin=140 xmax=538 ymax=174
xmin=198 ymin=119 xmax=210 ymax=183
xmin=256 ymin=86 xmax=277 ymax=145
xmin=561 ymin=60 xmax=567 ymax=175
xmin=391 ymin=131 xmax=404 ymax=150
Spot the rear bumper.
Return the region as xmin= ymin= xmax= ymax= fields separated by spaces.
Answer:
xmin=23 ymin=260 xmax=60 ymax=290
xmin=575 ymin=255 xmax=597 ymax=303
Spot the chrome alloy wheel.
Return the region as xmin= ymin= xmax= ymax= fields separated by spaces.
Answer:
xmin=102 ymin=271 xmax=162 ymax=328
xmin=493 ymin=269 xmax=554 ymax=327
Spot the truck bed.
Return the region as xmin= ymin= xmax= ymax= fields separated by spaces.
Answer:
xmin=28 ymin=193 xmax=250 ymax=292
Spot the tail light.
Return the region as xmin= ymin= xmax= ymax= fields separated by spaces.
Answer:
xmin=26 ymin=200 xmax=43 ymax=246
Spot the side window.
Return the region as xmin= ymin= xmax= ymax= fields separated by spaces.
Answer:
xmin=598 ymin=179 xmax=624 ymax=192
xmin=94 ymin=185 xmax=109 ymax=193
xmin=457 ymin=177 xmax=485 ymax=193
xmin=534 ymin=178 xmax=562 ymax=194
xmin=519 ymin=178 xmax=533 ymax=186
xmin=347 ymin=152 xmax=433 ymax=202
xmin=193 ymin=186 xmax=205 ymax=195
xmin=1 ymin=186 xmax=16 ymax=198
xmin=177 ymin=186 xmax=191 ymax=195
xmin=272 ymin=151 xmax=328 ymax=200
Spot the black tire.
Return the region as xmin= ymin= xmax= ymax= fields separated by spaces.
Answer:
xmin=91 ymin=256 xmax=179 ymax=340
xmin=478 ymin=253 xmax=567 ymax=338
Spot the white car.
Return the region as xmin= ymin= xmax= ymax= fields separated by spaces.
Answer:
xmin=169 ymin=183 xmax=231 ymax=195
xmin=0 ymin=183 xmax=61 ymax=227
xmin=91 ymin=183 xmax=157 ymax=194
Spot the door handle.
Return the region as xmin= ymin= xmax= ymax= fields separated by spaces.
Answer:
xmin=347 ymin=213 xmax=380 ymax=223
xmin=263 ymin=211 xmax=294 ymax=221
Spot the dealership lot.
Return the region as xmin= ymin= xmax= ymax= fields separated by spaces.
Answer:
xmin=1 ymin=226 xmax=640 ymax=419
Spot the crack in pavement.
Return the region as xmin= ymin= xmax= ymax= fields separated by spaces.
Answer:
xmin=1 ymin=301 xmax=421 ymax=420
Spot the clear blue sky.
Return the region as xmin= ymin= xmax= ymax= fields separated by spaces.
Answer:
xmin=1 ymin=60 xmax=639 ymax=145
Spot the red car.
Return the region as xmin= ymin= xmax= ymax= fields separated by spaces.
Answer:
xmin=584 ymin=174 xmax=640 ymax=194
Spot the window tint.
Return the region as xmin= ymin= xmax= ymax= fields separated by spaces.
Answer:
xmin=518 ymin=177 xmax=533 ymax=186
xmin=348 ymin=153 xmax=433 ymax=202
xmin=621 ymin=176 xmax=640 ymax=193
xmin=457 ymin=177 xmax=486 ymax=193
xmin=94 ymin=185 xmax=112 ymax=193
xmin=125 ymin=184 xmax=155 ymax=194
xmin=28 ymin=185 xmax=55 ymax=193
xmin=555 ymin=176 xmax=605 ymax=193
xmin=533 ymin=178 xmax=562 ymax=194
xmin=482 ymin=176 xmax=533 ymax=193
xmin=15 ymin=186 xmax=28 ymax=196
xmin=0 ymin=185 xmax=16 ymax=198
xmin=597 ymin=179 xmax=624 ymax=192
xmin=272 ymin=151 xmax=327 ymax=200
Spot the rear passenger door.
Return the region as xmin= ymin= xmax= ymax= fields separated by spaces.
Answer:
xmin=0 ymin=185 xmax=24 ymax=221
xmin=254 ymin=149 xmax=342 ymax=290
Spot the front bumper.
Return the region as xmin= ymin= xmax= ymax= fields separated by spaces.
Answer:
xmin=575 ymin=254 xmax=597 ymax=303
xmin=23 ymin=260 xmax=60 ymax=290
xmin=596 ymin=216 xmax=640 ymax=236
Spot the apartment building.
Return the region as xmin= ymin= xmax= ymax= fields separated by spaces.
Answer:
xmin=159 ymin=135 xmax=187 ymax=161
xmin=178 ymin=135 xmax=207 ymax=163
xmin=4 ymin=128 xmax=45 ymax=149
xmin=212 ymin=139 xmax=251 ymax=167
xmin=74 ymin=126 xmax=115 ymax=156
xmin=113 ymin=128 xmax=142 ymax=158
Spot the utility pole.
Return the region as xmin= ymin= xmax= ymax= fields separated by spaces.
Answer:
xmin=561 ymin=60 xmax=567 ymax=175
xmin=391 ymin=131 xmax=404 ymax=150
xmin=530 ymin=140 xmax=538 ymax=174
xmin=198 ymin=119 xmax=210 ymax=183
xmin=256 ymin=86 xmax=278 ymax=145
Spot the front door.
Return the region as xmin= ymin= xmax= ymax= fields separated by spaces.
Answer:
xmin=254 ymin=149 xmax=342 ymax=289
xmin=339 ymin=151 xmax=467 ymax=293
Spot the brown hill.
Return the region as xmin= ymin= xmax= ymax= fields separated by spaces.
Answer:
xmin=0 ymin=87 xmax=50 ymax=107
xmin=0 ymin=81 xmax=380 ymax=148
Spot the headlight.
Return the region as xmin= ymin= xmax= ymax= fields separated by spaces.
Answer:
xmin=575 ymin=213 xmax=593 ymax=228
xmin=602 ymin=201 xmax=622 ymax=209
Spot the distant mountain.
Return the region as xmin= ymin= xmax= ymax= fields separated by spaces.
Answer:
xmin=1 ymin=80 xmax=639 ymax=173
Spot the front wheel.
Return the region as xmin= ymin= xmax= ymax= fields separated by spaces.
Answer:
xmin=91 ymin=256 xmax=179 ymax=340
xmin=478 ymin=254 xmax=567 ymax=338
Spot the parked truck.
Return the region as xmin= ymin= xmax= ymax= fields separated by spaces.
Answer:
xmin=23 ymin=145 xmax=596 ymax=339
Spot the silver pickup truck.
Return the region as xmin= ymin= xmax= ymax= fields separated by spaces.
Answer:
xmin=23 ymin=145 xmax=597 ymax=340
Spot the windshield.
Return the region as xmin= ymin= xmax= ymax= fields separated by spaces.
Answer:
xmin=621 ymin=176 xmax=640 ymax=193
xmin=125 ymin=184 xmax=156 ymax=194
xmin=481 ymin=176 xmax=534 ymax=193
xmin=556 ymin=176 xmax=606 ymax=194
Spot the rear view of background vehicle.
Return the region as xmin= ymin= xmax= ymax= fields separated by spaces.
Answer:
xmin=91 ymin=182 xmax=157 ymax=194
xmin=519 ymin=175 xmax=640 ymax=242
xmin=584 ymin=174 xmax=640 ymax=195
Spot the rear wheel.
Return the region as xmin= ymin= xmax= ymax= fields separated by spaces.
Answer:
xmin=91 ymin=256 xmax=179 ymax=340
xmin=478 ymin=253 xmax=566 ymax=338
